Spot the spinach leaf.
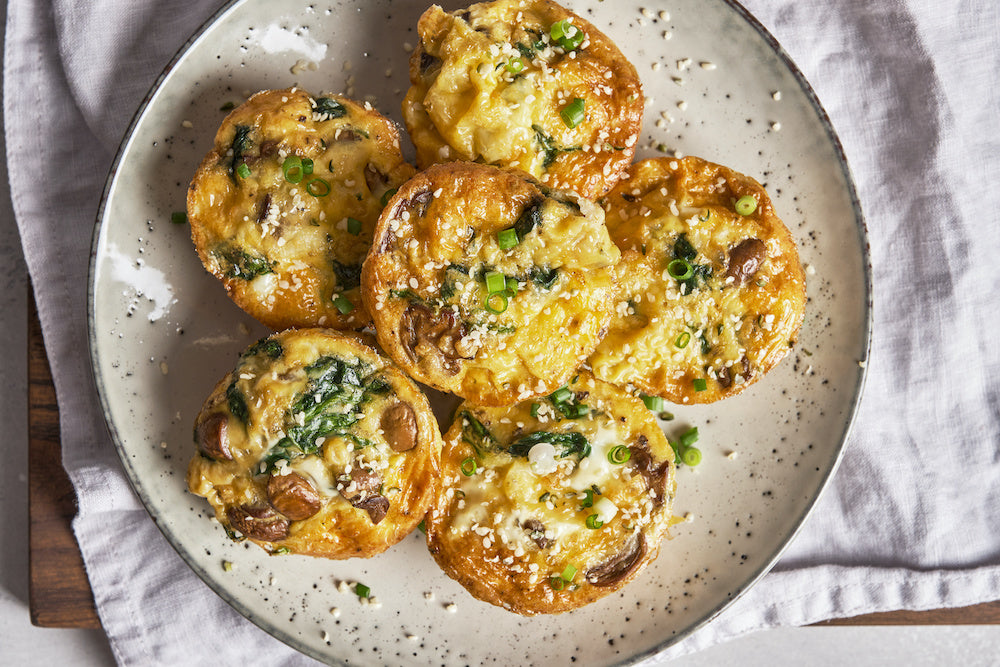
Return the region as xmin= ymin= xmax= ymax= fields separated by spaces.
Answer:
xmin=313 ymin=97 xmax=347 ymax=119
xmin=331 ymin=259 xmax=362 ymax=290
xmin=461 ymin=411 xmax=495 ymax=457
xmin=508 ymin=431 xmax=591 ymax=460
xmin=243 ymin=338 xmax=283 ymax=361
xmin=528 ymin=266 xmax=559 ymax=290
xmin=514 ymin=199 xmax=543 ymax=239
xmin=531 ymin=124 xmax=581 ymax=168
xmin=215 ymin=245 xmax=274 ymax=280
xmin=226 ymin=381 xmax=250 ymax=425
xmin=229 ymin=124 xmax=252 ymax=178
xmin=673 ymin=233 xmax=697 ymax=261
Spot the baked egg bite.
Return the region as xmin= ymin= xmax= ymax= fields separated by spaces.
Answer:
xmin=425 ymin=372 xmax=676 ymax=615
xmin=362 ymin=161 xmax=620 ymax=406
xmin=402 ymin=0 xmax=643 ymax=199
xmin=187 ymin=328 xmax=442 ymax=559
xmin=187 ymin=88 xmax=415 ymax=330
xmin=588 ymin=157 xmax=807 ymax=404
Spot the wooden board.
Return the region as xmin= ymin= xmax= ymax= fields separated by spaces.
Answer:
xmin=27 ymin=292 xmax=101 ymax=629
xmin=23 ymin=291 xmax=1000 ymax=629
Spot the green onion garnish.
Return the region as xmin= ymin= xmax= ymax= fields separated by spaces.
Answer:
xmin=505 ymin=276 xmax=519 ymax=294
xmin=693 ymin=378 xmax=708 ymax=392
xmin=550 ymin=19 xmax=585 ymax=51
xmin=333 ymin=295 xmax=354 ymax=314
xmin=530 ymin=402 xmax=541 ymax=418
xmin=236 ymin=163 xmax=251 ymax=179
xmin=641 ymin=394 xmax=665 ymax=412
xmin=484 ymin=292 xmax=509 ymax=314
xmin=608 ymin=444 xmax=631 ymax=464
xmin=735 ymin=195 xmax=757 ymax=216
xmin=282 ymin=155 xmax=304 ymax=183
xmin=417 ymin=520 xmax=426 ymax=533
xmin=380 ymin=187 xmax=398 ymax=207
xmin=550 ymin=386 xmax=572 ymax=403
xmin=506 ymin=57 xmax=524 ymax=74
xmin=674 ymin=331 xmax=691 ymax=349
xmin=485 ymin=270 xmax=506 ymax=294
xmin=580 ymin=488 xmax=595 ymax=508
xmin=347 ymin=217 xmax=362 ymax=235
xmin=586 ymin=513 xmax=603 ymax=529
xmin=680 ymin=427 xmax=699 ymax=447
xmin=460 ymin=457 xmax=477 ymax=476
xmin=569 ymin=403 xmax=589 ymax=418
xmin=306 ymin=178 xmax=331 ymax=197
xmin=355 ymin=583 xmax=371 ymax=598
xmin=549 ymin=576 xmax=565 ymax=591
xmin=681 ymin=446 xmax=702 ymax=467
xmin=667 ymin=258 xmax=694 ymax=280
xmin=561 ymin=564 xmax=577 ymax=581
xmin=497 ymin=228 xmax=519 ymax=249
xmin=171 ymin=211 xmax=187 ymax=225
xmin=560 ymin=98 xmax=586 ymax=129
xmin=301 ymin=157 xmax=314 ymax=175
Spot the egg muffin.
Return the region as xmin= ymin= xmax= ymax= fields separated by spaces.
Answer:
xmin=187 ymin=88 xmax=415 ymax=330
xmin=425 ymin=372 xmax=676 ymax=615
xmin=186 ymin=328 xmax=442 ymax=558
xmin=402 ymin=0 xmax=643 ymax=199
xmin=588 ymin=157 xmax=807 ymax=404
xmin=362 ymin=161 xmax=620 ymax=406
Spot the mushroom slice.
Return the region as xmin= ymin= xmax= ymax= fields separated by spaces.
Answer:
xmin=585 ymin=533 xmax=647 ymax=587
xmin=341 ymin=467 xmax=391 ymax=524
xmin=629 ymin=435 xmax=671 ymax=507
xmin=266 ymin=471 xmax=322 ymax=521
xmin=399 ymin=303 xmax=470 ymax=375
xmin=225 ymin=504 xmax=290 ymax=542
xmin=726 ymin=238 xmax=766 ymax=285
xmin=353 ymin=495 xmax=390 ymax=525
xmin=195 ymin=413 xmax=232 ymax=461
xmin=381 ymin=402 xmax=418 ymax=452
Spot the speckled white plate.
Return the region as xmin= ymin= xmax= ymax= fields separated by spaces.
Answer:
xmin=89 ymin=0 xmax=870 ymax=664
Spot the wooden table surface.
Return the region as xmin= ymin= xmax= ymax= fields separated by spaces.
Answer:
xmin=26 ymin=297 xmax=1000 ymax=630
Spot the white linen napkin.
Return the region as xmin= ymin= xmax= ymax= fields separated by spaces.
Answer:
xmin=6 ymin=0 xmax=999 ymax=664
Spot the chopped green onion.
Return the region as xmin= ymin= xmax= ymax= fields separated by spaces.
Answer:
xmin=550 ymin=19 xmax=585 ymax=50
xmin=608 ymin=445 xmax=631 ymax=464
xmin=506 ymin=57 xmax=524 ymax=74
xmin=693 ymin=378 xmax=708 ymax=392
xmin=355 ymin=583 xmax=371 ymax=598
xmin=460 ymin=457 xmax=477 ymax=476
xmin=674 ymin=331 xmax=691 ymax=349
xmin=586 ymin=513 xmax=604 ymax=529
xmin=550 ymin=386 xmax=572 ymax=403
xmin=561 ymin=564 xmax=577 ymax=581
xmin=417 ymin=520 xmax=426 ymax=533
xmin=170 ymin=211 xmax=187 ymax=225
xmin=380 ymin=187 xmax=398 ymax=207
xmin=485 ymin=270 xmax=506 ymax=294
xmin=539 ymin=491 xmax=550 ymax=502
xmin=347 ymin=217 xmax=362 ymax=235
xmin=681 ymin=446 xmax=702 ymax=467
xmin=735 ymin=195 xmax=757 ymax=216
xmin=667 ymin=258 xmax=694 ymax=280
xmin=306 ymin=178 xmax=331 ymax=197
xmin=560 ymin=98 xmax=586 ymax=129
xmin=301 ymin=157 xmax=314 ymax=175
xmin=569 ymin=403 xmax=589 ymax=418
xmin=497 ymin=228 xmax=519 ymax=249
xmin=236 ymin=163 xmax=251 ymax=179
xmin=282 ymin=156 xmax=304 ymax=183
xmin=333 ymin=295 xmax=354 ymax=314
xmin=580 ymin=488 xmax=595 ymax=509
xmin=219 ymin=101 xmax=236 ymax=111
xmin=484 ymin=292 xmax=509 ymax=314
xmin=530 ymin=402 xmax=541 ymax=418
xmin=505 ymin=276 xmax=519 ymax=294
xmin=680 ymin=427 xmax=699 ymax=448
xmin=549 ymin=576 xmax=565 ymax=591
xmin=641 ymin=394 xmax=665 ymax=412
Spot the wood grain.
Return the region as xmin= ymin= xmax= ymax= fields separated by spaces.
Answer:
xmin=27 ymin=293 xmax=101 ymax=629
xmin=23 ymin=293 xmax=1000 ymax=629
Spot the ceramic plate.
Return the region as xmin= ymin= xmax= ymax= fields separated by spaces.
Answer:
xmin=89 ymin=0 xmax=870 ymax=664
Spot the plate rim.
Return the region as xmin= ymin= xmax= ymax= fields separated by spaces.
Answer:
xmin=86 ymin=0 xmax=873 ymax=664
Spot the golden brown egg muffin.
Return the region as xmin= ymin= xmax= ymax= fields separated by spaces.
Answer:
xmin=402 ymin=0 xmax=643 ymax=199
xmin=588 ymin=157 xmax=807 ymax=404
xmin=425 ymin=372 xmax=676 ymax=615
xmin=187 ymin=88 xmax=415 ymax=330
xmin=186 ymin=328 xmax=442 ymax=558
xmin=362 ymin=161 xmax=620 ymax=406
